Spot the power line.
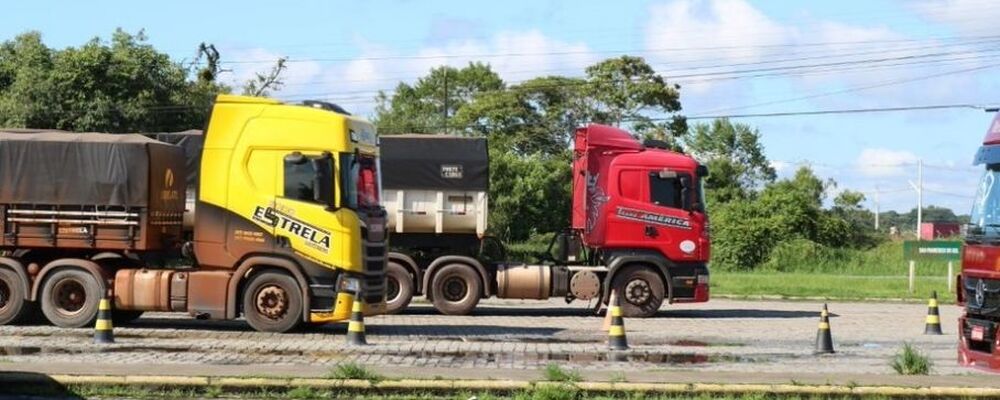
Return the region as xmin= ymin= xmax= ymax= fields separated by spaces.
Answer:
xmin=687 ymin=104 xmax=993 ymax=120
xmin=692 ymin=62 xmax=1000 ymax=116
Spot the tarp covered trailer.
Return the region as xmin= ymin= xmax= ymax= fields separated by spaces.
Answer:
xmin=0 ymin=130 xmax=186 ymax=252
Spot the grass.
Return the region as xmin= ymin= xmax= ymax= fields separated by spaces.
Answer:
xmin=542 ymin=363 xmax=582 ymax=383
xmin=326 ymin=362 xmax=384 ymax=383
xmin=712 ymin=272 xmax=954 ymax=302
xmin=890 ymin=342 xmax=933 ymax=375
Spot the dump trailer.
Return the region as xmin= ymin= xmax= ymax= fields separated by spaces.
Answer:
xmin=959 ymin=110 xmax=1000 ymax=370
xmin=0 ymin=95 xmax=387 ymax=333
xmin=381 ymin=124 xmax=710 ymax=317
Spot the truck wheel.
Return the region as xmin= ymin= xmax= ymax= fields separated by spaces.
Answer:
xmin=611 ymin=265 xmax=665 ymax=318
xmin=430 ymin=264 xmax=481 ymax=315
xmin=242 ymin=271 xmax=302 ymax=333
xmin=40 ymin=269 xmax=104 ymax=328
xmin=0 ymin=268 xmax=30 ymax=325
xmin=384 ymin=262 xmax=414 ymax=314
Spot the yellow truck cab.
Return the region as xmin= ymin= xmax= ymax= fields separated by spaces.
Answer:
xmin=193 ymin=95 xmax=387 ymax=331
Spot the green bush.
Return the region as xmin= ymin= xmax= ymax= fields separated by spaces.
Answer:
xmin=891 ymin=342 xmax=932 ymax=375
xmin=542 ymin=363 xmax=582 ymax=383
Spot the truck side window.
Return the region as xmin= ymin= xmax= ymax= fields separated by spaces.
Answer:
xmin=649 ymin=173 xmax=683 ymax=208
xmin=284 ymin=157 xmax=317 ymax=202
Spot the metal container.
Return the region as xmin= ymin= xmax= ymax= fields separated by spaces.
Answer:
xmin=496 ymin=263 xmax=551 ymax=300
xmin=114 ymin=269 xmax=174 ymax=311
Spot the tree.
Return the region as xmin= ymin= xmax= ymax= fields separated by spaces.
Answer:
xmin=684 ymin=119 xmax=776 ymax=204
xmin=584 ymin=56 xmax=686 ymax=139
xmin=373 ymin=62 xmax=504 ymax=134
xmin=453 ymin=75 xmax=594 ymax=155
xmin=242 ymin=57 xmax=287 ymax=97
xmin=0 ymin=29 xmax=227 ymax=133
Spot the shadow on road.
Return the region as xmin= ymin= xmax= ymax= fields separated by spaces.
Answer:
xmin=0 ymin=371 xmax=83 ymax=399
xmin=401 ymin=305 xmax=827 ymax=319
xmin=661 ymin=309 xmax=832 ymax=319
xmin=340 ymin=324 xmax=563 ymax=337
xmin=400 ymin=305 xmax=595 ymax=317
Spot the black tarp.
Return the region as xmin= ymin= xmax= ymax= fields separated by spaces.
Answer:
xmin=0 ymin=130 xmax=183 ymax=207
xmin=381 ymin=135 xmax=489 ymax=191
xmin=149 ymin=130 xmax=203 ymax=189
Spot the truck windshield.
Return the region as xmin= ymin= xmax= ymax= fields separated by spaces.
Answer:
xmin=340 ymin=153 xmax=381 ymax=211
xmin=969 ymin=166 xmax=1000 ymax=237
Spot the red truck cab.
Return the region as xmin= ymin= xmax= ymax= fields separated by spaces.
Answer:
xmin=573 ymin=124 xmax=710 ymax=306
xmin=959 ymin=111 xmax=1000 ymax=370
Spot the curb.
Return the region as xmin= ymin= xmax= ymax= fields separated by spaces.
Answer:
xmin=12 ymin=375 xmax=998 ymax=398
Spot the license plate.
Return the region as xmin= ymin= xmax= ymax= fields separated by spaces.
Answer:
xmin=972 ymin=325 xmax=986 ymax=341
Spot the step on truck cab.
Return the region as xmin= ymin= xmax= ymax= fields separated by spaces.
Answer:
xmin=0 ymin=95 xmax=386 ymax=332
xmin=960 ymin=110 xmax=1000 ymax=369
xmin=381 ymin=124 xmax=709 ymax=317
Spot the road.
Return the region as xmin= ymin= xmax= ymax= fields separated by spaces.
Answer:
xmin=0 ymin=298 xmax=989 ymax=384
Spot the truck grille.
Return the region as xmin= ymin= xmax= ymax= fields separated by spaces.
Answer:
xmin=964 ymin=276 xmax=1000 ymax=318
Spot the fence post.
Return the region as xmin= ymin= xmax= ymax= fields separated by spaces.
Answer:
xmin=909 ymin=260 xmax=916 ymax=294
xmin=947 ymin=261 xmax=954 ymax=293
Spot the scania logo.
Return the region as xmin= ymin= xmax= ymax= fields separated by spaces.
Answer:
xmin=975 ymin=279 xmax=986 ymax=308
xmin=165 ymin=168 xmax=175 ymax=188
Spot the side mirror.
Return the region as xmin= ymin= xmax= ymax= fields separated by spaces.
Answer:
xmin=679 ymin=175 xmax=692 ymax=211
xmin=284 ymin=152 xmax=307 ymax=165
xmin=312 ymin=152 xmax=336 ymax=209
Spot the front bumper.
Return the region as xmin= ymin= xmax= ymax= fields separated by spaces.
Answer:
xmin=958 ymin=315 xmax=1000 ymax=372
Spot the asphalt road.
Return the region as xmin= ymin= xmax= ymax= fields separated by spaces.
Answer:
xmin=0 ymin=298 xmax=986 ymax=381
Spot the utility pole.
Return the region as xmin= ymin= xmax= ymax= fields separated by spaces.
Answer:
xmin=917 ymin=159 xmax=923 ymax=239
xmin=442 ymin=69 xmax=449 ymax=135
xmin=907 ymin=159 xmax=924 ymax=240
xmin=874 ymin=185 xmax=880 ymax=231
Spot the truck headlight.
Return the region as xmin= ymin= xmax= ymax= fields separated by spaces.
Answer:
xmin=339 ymin=276 xmax=361 ymax=294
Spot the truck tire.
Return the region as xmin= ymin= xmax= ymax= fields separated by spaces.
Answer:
xmin=0 ymin=268 xmax=30 ymax=325
xmin=242 ymin=271 xmax=303 ymax=333
xmin=384 ymin=262 xmax=414 ymax=314
xmin=611 ymin=265 xmax=665 ymax=318
xmin=430 ymin=263 xmax=481 ymax=315
xmin=40 ymin=269 xmax=104 ymax=328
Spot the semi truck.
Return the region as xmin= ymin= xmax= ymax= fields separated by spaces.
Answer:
xmin=959 ymin=109 xmax=1000 ymax=369
xmin=0 ymin=95 xmax=387 ymax=333
xmin=380 ymin=124 xmax=710 ymax=318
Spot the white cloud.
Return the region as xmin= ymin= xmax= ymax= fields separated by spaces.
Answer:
xmin=908 ymin=0 xmax=1000 ymax=34
xmin=265 ymin=30 xmax=596 ymax=116
xmin=769 ymin=160 xmax=791 ymax=174
xmin=855 ymin=148 xmax=919 ymax=177
xmin=643 ymin=0 xmax=793 ymax=96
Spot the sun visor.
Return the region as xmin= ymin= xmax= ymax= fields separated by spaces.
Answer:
xmin=974 ymin=144 xmax=1000 ymax=165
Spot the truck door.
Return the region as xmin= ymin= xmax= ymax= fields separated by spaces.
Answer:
xmin=271 ymin=152 xmax=337 ymax=264
xmin=609 ymin=168 xmax=696 ymax=253
xmin=227 ymin=150 xmax=277 ymax=256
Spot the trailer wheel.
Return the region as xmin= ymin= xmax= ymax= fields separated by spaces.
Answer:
xmin=384 ymin=262 xmax=414 ymax=314
xmin=430 ymin=264 xmax=481 ymax=315
xmin=40 ymin=269 xmax=103 ymax=328
xmin=611 ymin=265 xmax=665 ymax=318
xmin=242 ymin=271 xmax=303 ymax=333
xmin=0 ymin=268 xmax=30 ymax=325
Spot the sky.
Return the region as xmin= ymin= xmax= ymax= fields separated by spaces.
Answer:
xmin=3 ymin=0 xmax=999 ymax=216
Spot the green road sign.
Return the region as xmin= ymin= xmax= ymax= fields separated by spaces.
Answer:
xmin=903 ymin=240 xmax=962 ymax=261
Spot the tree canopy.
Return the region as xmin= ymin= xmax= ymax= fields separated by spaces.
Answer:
xmin=0 ymin=30 xmax=227 ymax=133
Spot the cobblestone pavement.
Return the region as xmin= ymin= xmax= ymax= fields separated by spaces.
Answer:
xmin=0 ymin=298 xmax=983 ymax=377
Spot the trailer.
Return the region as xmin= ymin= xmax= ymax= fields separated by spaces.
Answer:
xmin=381 ymin=125 xmax=710 ymax=317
